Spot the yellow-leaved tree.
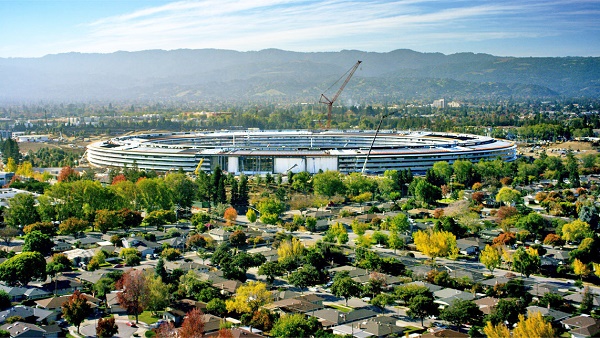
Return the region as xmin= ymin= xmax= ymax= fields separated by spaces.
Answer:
xmin=484 ymin=311 xmax=555 ymax=338
xmin=5 ymin=157 xmax=17 ymax=173
xmin=480 ymin=244 xmax=501 ymax=273
xmin=483 ymin=321 xmax=511 ymax=338
xmin=561 ymin=220 xmax=591 ymax=243
xmin=413 ymin=229 xmax=458 ymax=264
xmin=16 ymin=161 xmax=34 ymax=178
xmin=277 ymin=237 xmax=304 ymax=263
xmin=513 ymin=311 xmax=555 ymax=338
xmin=573 ymin=258 xmax=591 ymax=280
xmin=225 ymin=281 xmax=271 ymax=314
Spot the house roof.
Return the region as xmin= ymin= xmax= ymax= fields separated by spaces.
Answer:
xmin=561 ymin=315 xmax=598 ymax=329
xmin=421 ymin=328 xmax=469 ymax=338
xmin=434 ymin=288 xmax=475 ymax=301
xmin=526 ymin=306 xmax=570 ymax=321
xmin=564 ymin=292 xmax=600 ymax=306
xmin=362 ymin=321 xmax=404 ymax=336
xmin=473 ymin=297 xmax=500 ymax=315
xmin=0 ymin=321 xmax=46 ymax=337
xmin=35 ymin=293 xmax=100 ymax=310
xmin=0 ymin=306 xmax=54 ymax=323
xmin=569 ymin=321 xmax=600 ymax=337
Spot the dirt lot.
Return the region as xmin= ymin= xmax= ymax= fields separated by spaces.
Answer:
xmin=518 ymin=141 xmax=598 ymax=158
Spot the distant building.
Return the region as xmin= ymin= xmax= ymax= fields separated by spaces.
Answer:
xmin=0 ymin=130 xmax=12 ymax=140
xmin=0 ymin=172 xmax=14 ymax=187
xmin=432 ymin=98 xmax=446 ymax=108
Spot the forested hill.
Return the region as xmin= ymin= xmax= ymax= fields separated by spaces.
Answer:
xmin=1 ymin=48 xmax=599 ymax=103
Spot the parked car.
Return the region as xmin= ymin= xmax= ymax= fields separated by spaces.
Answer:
xmin=126 ymin=321 xmax=137 ymax=327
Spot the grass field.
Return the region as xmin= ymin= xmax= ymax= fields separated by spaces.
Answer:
xmin=129 ymin=311 xmax=162 ymax=325
xmin=327 ymin=303 xmax=352 ymax=313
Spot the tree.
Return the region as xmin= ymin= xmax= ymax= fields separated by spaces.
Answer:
xmin=96 ymin=317 xmax=119 ymax=338
xmin=271 ymin=313 xmax=319 ymax=338
xmin=323 ymin=222 xmax=348 ymax=245
xmin=225 ymin=281 xmax=271 ymax=314
xmin=289 ymin=265 xmax=321 ymax=292
xmin=331 ymin=271 xmax=361 ymax=306
xmin=483 ymin=321 xmax=511 ymax=338
xmin=116 ymin=269 xmax=149 ymax=324
xmin=440 ymin=299 xmax=483 ymax=327
xmin=57 ymin=166 xmax=79 ymax=182
xmin=370 ymin=293 xmax=394 ymax=312
xmin=2 ymin=139 xmax=20 ymax=163
xmin=388 ymin=230 xmax=404 ymax=253
xmin=94 ymin=209 xmax=123 ymax=234
xmin=407 ymin=294 xmax=438 ymax=326
xmin=0 ymin=251 xmax=46 ymax=286
xmin=23 ymin=222 xmax=55 ymax=236
xmin=512 ymin=247 xmax=540 ymax=277
xmin=515 ymin=213 xmax=548 ymax=239
xmin=165 ymin=173 xmax=197 ymax=210
xmin=0 ymin=227 xmax=18 ymax=245
xmin=94 ymin=277 xmax=114 ymax=302
xmin=487 ymin=298 xmax=525 ymax=326
xmin=62 ymin=290 xmax=92 ymax=334
xmin=277 ymin=237 xmax=304 ymax=264
xmin=291 ymin=171 xmax=311 ymax=194
xmin=561 ymin=219 xmax=591 ymax=243
xmin=229 ymin=230 xmax=247 ymax=247
xmin=0 ymin=290 xmax=11 ymax=310
xmin=573 ymin=258 xmax=591 ymax=279
xmin=580 ymin=286 xmax=594 ymax=314
xmin=312 ymin=170 xmax=345 ymax=197
xmin=146 ymin=273 xmax=170 ymax=315
xmin=258 ymin=261 xmax=283 ymax=284
xmin=480 ymin=245 xmax=501 ymax=273
xmin=412 ymin=229 xmax=458 ymax=264
xmin=4 ymin=193 xmax=39 ymax=228
xmin=161 ymin=248 xmax=181 ymax=261
xmin=223 ymin=207 xmax=238 ymax=226
xmin=206 ymin=298 xmax=227 ymax=317
xmin=59 ymin=217 xmax=88 ymax=237
xmin=246 ymin=209 xmax=257 ymax=223
xmin=513 ymin=311 xmax=555 ymax=338
xmin=137 ymin=178 xmax=173 ymax=212
xmin=412 ymin=178 xmax=442 ymax=205
xmin=452 ymin=159 xmax=474 ymax=186
xmin=543 ymin=233 xmax=564 ymax=247
xmin=179 ymin=308 xmax=205 ymax=338
xmin=496 ymin=187 xmax=521 ymax=206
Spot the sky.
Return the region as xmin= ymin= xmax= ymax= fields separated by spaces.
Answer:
xmin=1 ymin=0 xmax=599 ymax=58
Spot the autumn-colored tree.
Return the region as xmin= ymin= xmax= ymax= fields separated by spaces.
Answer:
xmin=573 ymin=258 xmax=591 ymax=279
xmin=15 ymin=161 xmax=34 ymax=178
xmin=492 ymin=232 xmax=516 ymax=246
xmin=57 ymin=166 xmax=79 ymax=182
xmin=111 ymin=174 xmax=127 ymax=185
xmin=225 ymin=281 xmax=271 ymax=314
xmin=542 ymin=233 xmax=564 ymax=247
xmin=96 ymin=317 xmax=119 ymax=338
xmin=62 ymin=290 xmax=92 ymax=334
xmin=22 ymin=221 xmax=55 ymax=236
xmin=413 ymin=229 xmax=458 ymax=264
xmin=59 ymin=217 xmax=88 ymax=237
xmin=156 ymin=321 xmax=177 ymax=337
xmin=432 ymin=208 xmax=444 ymax=219
xmin=483 ymin=321 xmax=511 ymax=338
xmin=472 ymin=182 xmax=483 ymax=191
xmin=480 ymin=245 xmax=501 ymax=273
xmin=496 ymin=206 xmax=518 ymax=221
xmin=229 ymin=230 xmax=247 ymax=247
xmin=116 ymin=269 xmax=149 ymax=323
xmin=179 ymin=308 xmax=205 ymax=338
xmin=217 ymin=328 xmax=234 ymax=338
xmin=223 ymin=207 xmax=238 ymax=226
xmin=513 ymin=311 xmax=555 ymax=338
xmin=5 ymin=158 xmax=17 ymax=173
xmin=472 ymin=191 xmax=485 ymax=204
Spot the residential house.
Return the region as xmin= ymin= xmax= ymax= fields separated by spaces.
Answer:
xmin=433 ymin=288 xmax=475 ymax=307
xmin=0 ymin=285 xmax=28 ymax=302
xmin=311 ymin=308 xmax=378 ymax=328
xmin=62 ymin=248 xmax=95 ymax=266
xmin=159 ymin=237 xmax=186 ymax=250
xmin=208 ymin=228 xmax=231 ymax=243
xmin=561 ymin=315 xmax=600 ymax=338
xmin=474 ymin=297 xmax=500 ymax=315
xmin=526 ymin=306 xmax=570 ymax=323
xmin=0 ymin=322 xmax=56 ymax=338
xmin=106 ymin=292 xmax=127 ymax=315
xmin=331 ymin=324 xmax=371 ymax=338
xmin=421 ymin=328 xmax=469 ymax=338
xmin=0 ymin=306 xmax=54 ymax=325
xmin=263 ymin=298 xmax=323 ymax=315
xmin=564 ymin=292 xmax=600 ymax=309
xmin=23 ymin=288 xmax=51 ymax=301
xmin=359 ymin=316 xmax=405 ymax=337
xmin=35 ymin=293 xmax=100 ymax=321
xmin=121 ymin=237 xmax=160 ymax=258
xmin=204 ymin=327 xmax=264 ymax=338
xmin=456 ymin=237 xmax=486 ymax=256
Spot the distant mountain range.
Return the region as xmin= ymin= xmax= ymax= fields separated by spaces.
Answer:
xmin=1 ymin=49 xmax=599 ymax=103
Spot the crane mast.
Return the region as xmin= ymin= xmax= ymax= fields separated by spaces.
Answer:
xmin=319 ymin=60 xmax=362 ymax=129
xmin=361 ymin=110 xmax=398 ymax=174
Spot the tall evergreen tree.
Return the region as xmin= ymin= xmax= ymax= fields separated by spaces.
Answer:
xmin=230 ymin=178 xmax=239 ymax=206
xmin=238 ymin=174 xmax=249 ymax=206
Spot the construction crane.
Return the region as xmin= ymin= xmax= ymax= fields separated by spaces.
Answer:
xmin=319 ymin=60 xmax=362 ymax=129
xmin=194 ymin=158 xmax=205 ymax=175
xmin=361 ymin=110 xmax=398 ymax=174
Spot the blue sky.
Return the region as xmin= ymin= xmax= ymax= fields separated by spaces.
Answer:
xmin=1 ymin=0 xmax=599 ymax=58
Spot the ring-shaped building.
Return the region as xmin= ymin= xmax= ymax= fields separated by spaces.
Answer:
xmin=86 ymin=130 xmax=516 ymax=175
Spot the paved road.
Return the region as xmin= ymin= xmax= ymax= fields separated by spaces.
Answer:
xmin=75 ymin=315 xmax=146 ymax=338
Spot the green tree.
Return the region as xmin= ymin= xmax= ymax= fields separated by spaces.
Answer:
xmin=165 ymin=173 xmax=197 ymax=210
xmin=411 ymin=178 xmax=442 ymax=205
xmin=4 ymin=193 xmax=39 ymax=228
xmin=59 ymin=217 xmax=88 ymax=237
xmin=258 ymin=261 xmax=283 ymax=284
xmin=512 ymin=247 xmax=540 ymax=277
xmin=146 ymin=273 xmax=170 ymax=315
xmin=206 ymin=298 xmax=227 ymax=317
xmin=0 ymin=290 xmax=11 ymax=310
xmin=330 ymin=271 xmax=361 ymax=306
xmin=291 ymin=171 xmax=311 ymax=194
xmin=388 ymin=230 xmax=404 ymax=253
xmin=515 ymin=213 xmax=547 ymax=239
xmin=452 ymin=159 xmax=475 ymax=186
xmin=246 ymin=209 xmax=257 ymax=223
xmin=288 ymin=265 xmax=321 ymax=292
xmin=496 ymin=187 xmax=521 ymax=206
xmin=94 ymin=277 xmax=114 ymax=302
xmin=562 ymin=219 xmax=592 ymax=243
xmin=407 ymin=294 xmax=438 ymax=326
xmin=62 ymin=290 xmax=92 ymax=334
xmin=313 ymin=170 xmax=346 ymax=198
xmin=271 ymin=313 xmax=319 ymax=338
xmin=440 ymin=299 xmax=483 ymax=327
xmin=22 ymin=231 xmax=53 ymax=256
xmin=137 ymin=178 xmax=173 ymax=212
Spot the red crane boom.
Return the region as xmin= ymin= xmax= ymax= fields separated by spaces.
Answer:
xmin=319 ymin=60 xmax=362 ymax=129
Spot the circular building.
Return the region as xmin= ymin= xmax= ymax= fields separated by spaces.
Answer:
xmin=86 ymin=130 xmax=516 ymax=175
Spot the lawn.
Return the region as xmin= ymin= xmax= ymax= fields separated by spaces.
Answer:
xmin=129 ymin=311 xmax=163 ymax=325
xmin=327 ymin=304 xmax=352 ymax=313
